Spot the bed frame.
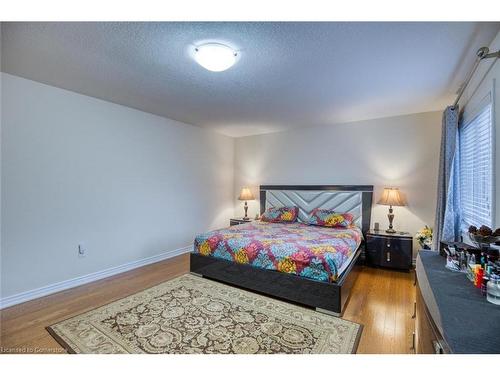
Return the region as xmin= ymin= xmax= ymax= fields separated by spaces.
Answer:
xmin=190 ymin=184 xmax=373 ymax=316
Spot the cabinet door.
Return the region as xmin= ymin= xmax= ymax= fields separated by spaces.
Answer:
xmin=380 ymin=238 xmax=412 ymax=269
xmin=415 ymin=283 xmax=448 ymax=354
xmin=366 ymin=235 xmax=384 ymax=266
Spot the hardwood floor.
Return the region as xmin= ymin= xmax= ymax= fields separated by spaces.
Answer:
xmin=343 ymin=266 xmax=416 ymax=353
xmin=0 ymin=254 xmax=415 ymax=354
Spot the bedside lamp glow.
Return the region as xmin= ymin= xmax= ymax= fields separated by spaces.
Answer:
xmin=377 ymin=187 xmax=405 ymax=233
xmin=238 ymin=187 xmax=255 ymax=221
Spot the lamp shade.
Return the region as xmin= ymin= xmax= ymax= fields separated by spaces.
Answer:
xmin=377 ymin=187 xmax=405 ymax=206
xmin=238 ymin=187 xmax=255 ymax=201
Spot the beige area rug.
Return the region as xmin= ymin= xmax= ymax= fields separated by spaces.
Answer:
xmin=47 ymin=274 xmax=362 ymax=354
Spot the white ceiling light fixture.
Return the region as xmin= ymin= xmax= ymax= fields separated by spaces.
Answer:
xmin=194 ymin=43 xmax=238 ymax=72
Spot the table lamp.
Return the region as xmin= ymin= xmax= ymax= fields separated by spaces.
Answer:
xmin=377 ymin=187 xmax=405 ymax=233
xmin=238 ymin=187 xmax=255 ymax=220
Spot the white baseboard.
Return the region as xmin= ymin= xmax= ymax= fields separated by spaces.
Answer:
xmin=0 ymin=245 xmax=192 ymax=309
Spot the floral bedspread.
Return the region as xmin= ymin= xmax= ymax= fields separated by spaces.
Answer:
xmin=193 ymin=221 xmax=362 ymax=282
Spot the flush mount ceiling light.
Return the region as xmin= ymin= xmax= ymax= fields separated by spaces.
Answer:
xmin=194 ymin=43 xmax=238 ymax=72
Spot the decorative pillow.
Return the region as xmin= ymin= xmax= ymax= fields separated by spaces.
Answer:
xmin=260 ymin=206 xmax=298 ymax=223
xmin=307 ymin=208 xmax=354 ymax=228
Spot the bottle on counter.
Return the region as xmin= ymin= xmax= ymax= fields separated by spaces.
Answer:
xmin=486 ymin=275 xmax=500 ymax=305
xmin=475 ymin=268 xmax=484 ymax=288
xmin=486 ymin=265 xmax=492 ymax=277
xmin=459 ymin=251 xmax=467 ymax=272
xmin=481 ymin=275 xmax=489 ymax=296
xmin=467 ymin=252 xmax=474 ymax=266
xmin=467 ymin=254 xmax=477 ymax=282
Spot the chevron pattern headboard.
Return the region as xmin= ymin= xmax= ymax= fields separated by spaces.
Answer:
xmin=259 ymin=185 xmax=373 ymax=234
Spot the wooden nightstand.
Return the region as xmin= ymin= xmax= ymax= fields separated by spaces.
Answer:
xmin=229 ymin=218 xmax=254 ymax=226
xmin=365 ymin=230 xmax=413 ymax=270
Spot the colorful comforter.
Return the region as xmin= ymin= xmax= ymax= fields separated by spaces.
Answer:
xmin=193 ymin=221 xmax=362 ymax=282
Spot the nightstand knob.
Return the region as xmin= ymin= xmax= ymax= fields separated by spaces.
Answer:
xmin=387 ymin=243 xmax=391 ymax=248
xmin=387 ymin=252 xmax=391 ymax=262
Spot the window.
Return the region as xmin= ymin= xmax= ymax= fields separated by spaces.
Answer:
xmin=459 ymin=98 xmax=493 ymax=230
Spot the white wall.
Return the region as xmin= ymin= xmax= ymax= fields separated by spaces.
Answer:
xmin=1 ymin=73 xmax=234 ymax=299
xmin=457 ymin=31 xmax=500 ymax=228
xmin=234 ymin=111 xmax=442 ymax=252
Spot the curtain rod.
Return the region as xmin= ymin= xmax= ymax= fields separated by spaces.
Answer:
xmin=452 ymin=46 xmax=500 ymax=110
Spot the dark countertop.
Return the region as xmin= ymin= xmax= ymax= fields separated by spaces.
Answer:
xmin=417 ymin=251 xmax=500 ymax=354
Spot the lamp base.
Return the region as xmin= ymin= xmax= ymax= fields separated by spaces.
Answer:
xmin=386 ymin=205 xmax=396 ymax=233
xmin=243 ymin=201 xmax=249 ymax=220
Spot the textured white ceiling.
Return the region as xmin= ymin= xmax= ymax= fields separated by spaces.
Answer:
xmin=2 ymin=22 xmax=499 ymax=137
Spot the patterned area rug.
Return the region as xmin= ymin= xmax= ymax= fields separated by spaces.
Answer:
xmin=47 ymin=274 xmax=362 ymax=353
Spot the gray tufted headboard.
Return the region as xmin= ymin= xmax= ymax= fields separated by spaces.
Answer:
xmin=259 ymin=185 xmax=373 ymax=235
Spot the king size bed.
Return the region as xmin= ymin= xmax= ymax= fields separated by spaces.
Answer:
xmin=190 ymin=185 xmax=373 ymax=316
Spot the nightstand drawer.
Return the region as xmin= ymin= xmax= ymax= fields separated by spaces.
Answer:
xmin=366 ymin=232 xmax=413 ymax=270
xmin=380 ymin=238 xmax=412 ymax=269
xmin=365 ymin=236 xmax=385 ymax=265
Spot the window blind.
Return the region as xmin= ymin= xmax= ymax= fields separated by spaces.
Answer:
xmin=459 ymin=98 xmax=493 ymax=229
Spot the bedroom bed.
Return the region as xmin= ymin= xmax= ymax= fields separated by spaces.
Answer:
xmin=190 ymin=185 xmax=373 ymax=316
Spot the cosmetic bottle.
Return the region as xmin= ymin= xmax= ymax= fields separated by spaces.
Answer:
xmin=481 ymin=275 xmax=489 ymax=296
xmin=475 ymin=268 xmax=484 ymax=288
xmin=486 ymin=275 xmax=500 ymax=305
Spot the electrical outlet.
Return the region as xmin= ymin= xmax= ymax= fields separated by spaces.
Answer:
xmin=78 ymin=243 xmax=86 ymax=257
